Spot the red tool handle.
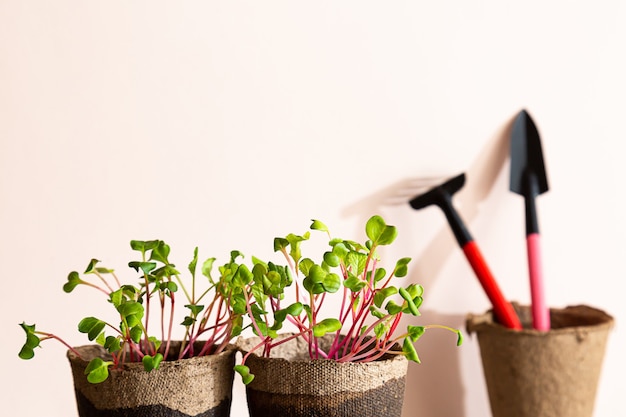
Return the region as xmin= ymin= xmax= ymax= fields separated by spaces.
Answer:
xmin=462 ymin=241 xmax=522 ymax=330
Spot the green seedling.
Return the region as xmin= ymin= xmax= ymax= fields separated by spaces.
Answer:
xmin=234 ymin=215 xmax=462 ymax=384
xmin=19 ymin=241 xmax=247 ymax=383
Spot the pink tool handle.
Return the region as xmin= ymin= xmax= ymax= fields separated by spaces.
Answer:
xmin=527 ymin=233 xmax=550 ymax=331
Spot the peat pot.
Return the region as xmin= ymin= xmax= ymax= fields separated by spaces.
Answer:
xmin=67 ymin=342 xmax=236 ymax=417
xmin=238 ymin=334 xmax=409 ymax=417
xmin=466 ymin=304 xmax=614 ymax=417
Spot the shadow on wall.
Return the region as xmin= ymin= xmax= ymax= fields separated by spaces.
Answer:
xmin=341 ymin=111 xmax=519 ymax=417
xmin=341 ymin=112 xmax=516 ymax=290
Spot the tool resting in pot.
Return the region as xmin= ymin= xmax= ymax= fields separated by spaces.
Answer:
xmin=510 ymin=109 xmax=550 ymax=331
xmin=409 ymin=174 xmax=522 ymax=330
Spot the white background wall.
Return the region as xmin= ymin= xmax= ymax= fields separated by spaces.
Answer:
xmin=2 ymin=2 xmax=624 ymax=416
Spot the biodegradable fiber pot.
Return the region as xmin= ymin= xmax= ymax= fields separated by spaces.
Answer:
xmin=238 ymin=334 xmax=409 ymax=417
xmin=67 ymin=342 xmax=236 ymax=417
xmin=466 ymin=304 xmax=614 ymax=417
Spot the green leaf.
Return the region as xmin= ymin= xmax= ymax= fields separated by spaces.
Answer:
xmin=287 ymin=301 xmax=304 ymax=315
xmin=369 ymin=306 xmax=386 ymax=319
xmin=250 ymin=256 xmax=266 ymax=267
xmin=103 ymin=336 xmax=122 ymax=353
xmin=201 ymin=257 xmax=216 ymax=282
xmin=365 ymin=215 xmax=384 ymax=241
xmin=188 ymin=247 xmax=198 ymax=278
xmin=83 ymin=259 xmax=100 ymax=274
xmin=402 ymin=338 xmax=420 ymax=363
xmin=298 ymin=258 xmax=314 ymax=277
xmin=456 ymin=330 xmax=464 ymax=346
xmin=385 ymin=300 xmax=403 ymax=315
xmin=411 ymin=296 xmax=423 ymax=313
xmin=346 ymin=251 xmax=367 ymax=275
xmin=78 ymin=317 xmax=106 ymax=341
xmin=130 ymin=240 xmax=160 ymax=254
xmin=236 ymin=263 xmax=254 ymax=286
xmin=150 ymin=241 xmax=171 ymax=264
xmin=249 ymin=285 xmax=267 ymax=308
xmin=374 ymin=322 xmax=389 ymax=338
xmin=165 ymin=281 xmax=178 ymax=293
xmin=231 ymin=315 xmax=243 ymax=338
xmin=126 ymin=315 xmax=142 ymax=329
xmin=250 ymin=302 xmax=267 ymax=318
xmin=310 ymin=219 xmax=328 ymax=232
xmin=117 ymin=301 xmax=144 ymax=318
xmin=129 ymin=326 xmax=143 ymax=343
xmin=378 ymin=226 xmax=397 ymax=245
xmin=149 ymin=337 xmax=162 ymax=352
xmin=121 ymin=284 xmax=139 ymax=298
xmin=181 ymin=317 xmax=195 ymax=326
xmin=365 ymin=215 xmax=397 ymax=246
xmin=393 ymin=257 xmax=412 ymax=277
xmin=285 ymin=232 xmax=310 ymax=264
xmin=374 ymin=286 xmax=398 ymax=308
xmin=331 ymin=242 xmax=350 ymax=260
xmin=231 ymin=293 xmax=247 ymax=315
xmin=270 ymin=318 xmax=285 ymax=332
xmin=399 ymin=287 xmax=420 ymax=315
xmin=85 ymin=357 xmax=112 ymax=383
xmin=258 ymin=270 xmax=282 ymax=297
xmin=109 ymin=288 xmax=124 ymax=308
xmin=404 ymin=283 xmax=424 ymax=299
xmin=117 ymin=301 xmax=144 ymax=327
xmin=303 ymin=305 xmax=313 ymax=322
xmin=153 ymin=264 xmax=180 ymax=278
xmin=340 ymin=239 xmax=362 ymax=252
xmin=234 ymin=364 xmax=254 ymax=385
xmin=407 ymin=325 xmax=425 ymax=342
xmin=185 ymin=304 xmax=205 ymax=316
xmin=19 ymin=344 xmax=36 ymax=360
xmin=312 ymin=318 xmax=341 ymax=337
xmin=273 ymin=302 xmax=303 ymax=326
xmin=308 ymin=265 xmax=326 ymax=284
xmin=323 ymin=251 xmax=340 ymax=268
xmin=18 ymin=323 xmax=40 ymax=360
xmin=322 ymin=273 xmax=341 ymax=293
xmin=63 ymin=271 xmax=82 ymax=293
xmin=142 ymin=353 xmax=163 ymax=372
xmin=128 ymin=261 xmax=157 ymax=275
xmin=273 ymin=237 xmax=289 ymax=252
xmin=302 ymin=276 xmax=324 ymax=294
xmin=252 ymin=320 xmax=269 ymax=337
xmin=344 ymin=274 xmax=366 ymax=292
xmin=373 ymin=268 xmax=387 ymax=282
xmin=227 ymin=250 xmax=243 ymax=262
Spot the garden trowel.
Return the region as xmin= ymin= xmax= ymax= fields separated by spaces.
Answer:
xmin=510 ymin=109 xmax=550 ymax=331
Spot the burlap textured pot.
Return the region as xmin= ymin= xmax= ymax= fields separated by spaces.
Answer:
xmin=466 ymin=304 xmax=613 ymax=417
xmin=67 ymin=342 xmax=236 ymax=417
xmin=238 ymin=334 xmax=408 ymax=417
